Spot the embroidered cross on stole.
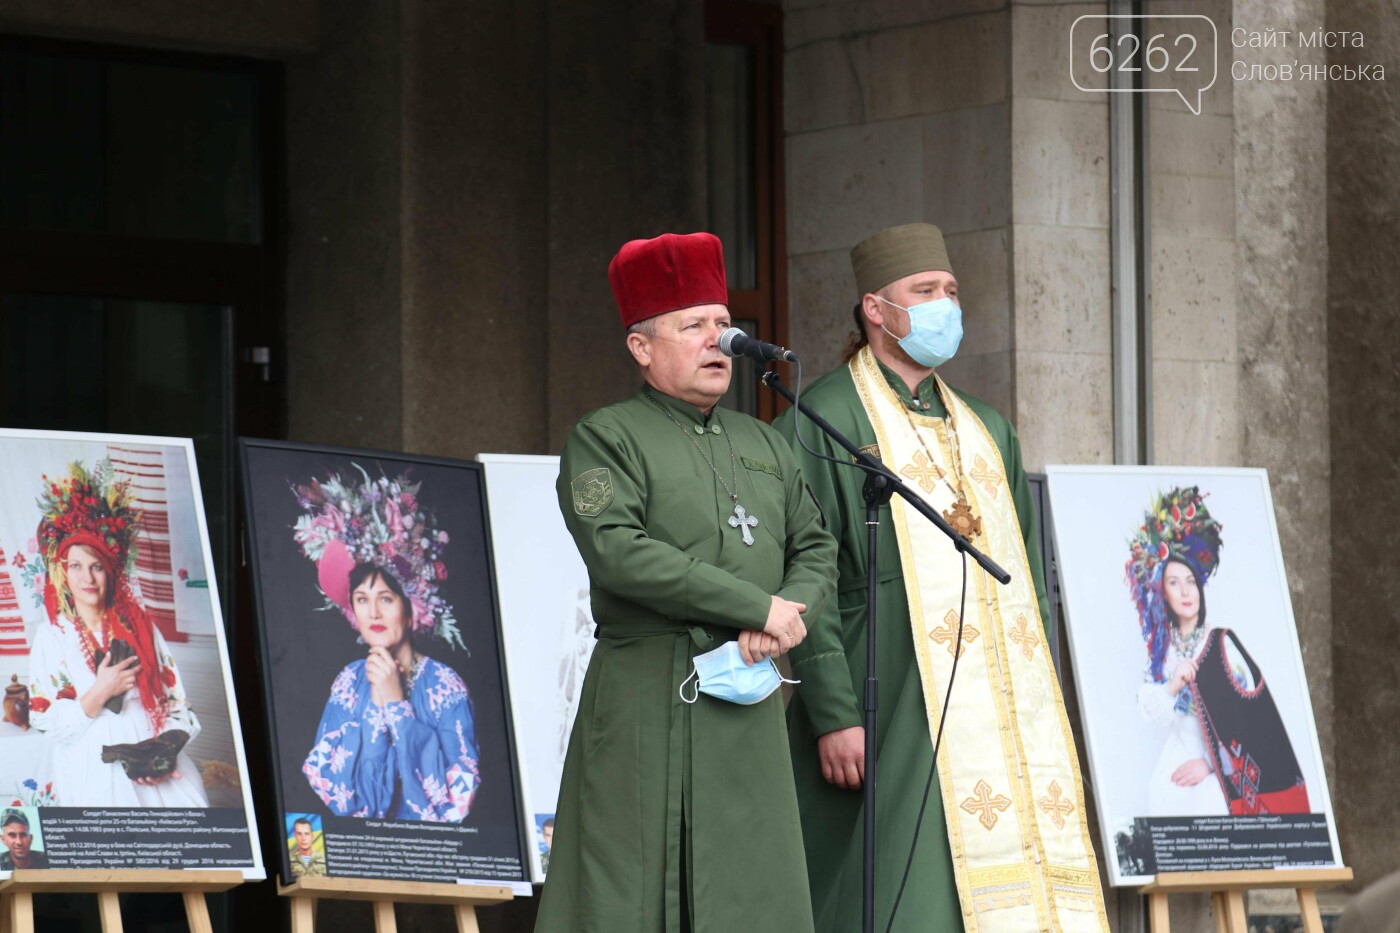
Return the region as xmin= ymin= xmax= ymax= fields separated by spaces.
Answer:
xmin=848 ymin=347 xmax=1108 ymax=933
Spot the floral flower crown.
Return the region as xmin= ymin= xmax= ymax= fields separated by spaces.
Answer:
xmin=291 ymin=464 xmax=463 ymax=650
xmin=1124 ymin=485 xmax=1224 ymax=682
xmin=35 ymin=461 xmax=141 ymax=617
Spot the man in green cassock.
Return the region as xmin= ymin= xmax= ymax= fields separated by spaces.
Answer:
xmin=776 ymin=224 xmax=1107 ymax=933
xmin=535 ymin=231 xmax=838 ymax=933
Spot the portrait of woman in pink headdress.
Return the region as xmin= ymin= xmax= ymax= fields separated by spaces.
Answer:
xmin=293 ymin=465 xmax=481 ymax=822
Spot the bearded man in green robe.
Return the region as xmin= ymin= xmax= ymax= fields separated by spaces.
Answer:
xmin=535 ymin=231 xmax=837 ymax=933
xmin=776 ymin=224 xmax=1108 ymax=933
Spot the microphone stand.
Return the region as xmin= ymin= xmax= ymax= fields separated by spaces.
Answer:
xmin=756 ymin=363 xmax=1009 ymax=933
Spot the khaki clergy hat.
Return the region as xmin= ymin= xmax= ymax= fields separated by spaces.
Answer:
xmin=850 ymin=223 xmax=953 ymax=296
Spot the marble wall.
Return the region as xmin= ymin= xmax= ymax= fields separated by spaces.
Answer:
xmin=1327 ymin=0 xmax=1400 ymax=893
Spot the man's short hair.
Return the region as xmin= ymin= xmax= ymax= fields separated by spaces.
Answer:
xmin=627 ymin=318 xmax=658 ymax=338
xmin=293 ymin=817 xmax=313 ymax=831
xmin=1 ymin=809 xmax=28 ymax=831
xmin=543 ymin=817 xmax=555 ymax=830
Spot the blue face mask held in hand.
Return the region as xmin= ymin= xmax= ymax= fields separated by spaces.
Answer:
xmin=878 ymin=295 xmax=964 ymax=368
xmin=679 ymin=640 xmax=799 ymax=706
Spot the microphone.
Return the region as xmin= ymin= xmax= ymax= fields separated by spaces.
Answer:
xmin=718 ymin=328 xmax=799 ymax=363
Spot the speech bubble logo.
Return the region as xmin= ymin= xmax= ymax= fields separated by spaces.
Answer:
xmin=1070 ymin=15 xmax=1218 ymax=115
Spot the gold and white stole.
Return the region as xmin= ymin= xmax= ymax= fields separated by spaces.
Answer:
xmin=849 ymin=347 xmax=1108 ymax=933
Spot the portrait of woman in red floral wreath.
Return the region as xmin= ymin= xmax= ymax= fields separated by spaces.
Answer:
xmin=1127 ymin=486 xmax=1308 ymax=817
xmin=25 ymin=461 xmax=208 ymax=807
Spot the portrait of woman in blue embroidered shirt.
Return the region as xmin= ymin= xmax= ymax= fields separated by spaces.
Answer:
xmin=293 ymin=466 xmax=481 ymax=822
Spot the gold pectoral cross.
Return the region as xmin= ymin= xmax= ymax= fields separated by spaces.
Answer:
xmin=943 ymin=497 xmax=982 ymax=539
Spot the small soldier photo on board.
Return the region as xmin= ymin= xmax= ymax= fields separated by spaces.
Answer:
xmin=240 ymin=439 xmax=529 ymax=887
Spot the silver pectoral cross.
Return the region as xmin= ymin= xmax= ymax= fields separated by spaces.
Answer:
xmin=728 ymin=501 xmax=759 ymax=546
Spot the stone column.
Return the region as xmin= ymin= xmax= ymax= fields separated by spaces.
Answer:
xmin=1151 ymin=0 xmax=1239 ymax=469
xmin=286 ymin=0 xmax=405 ymax=451
xmin=1232 ymin=0 xmax=1333 ymax=788
xmin=544 ymin=0 xmax=708 ymax=451
xmin=400 ymin=0 xmax=549 ymax=459
xmin=1327 ymin=0 xmax=1400 ymax=891
xmin=783 ymin=1 xmax=1014 ymax=411
xmin=1008 ymin=0 xmax=1112 ymax=469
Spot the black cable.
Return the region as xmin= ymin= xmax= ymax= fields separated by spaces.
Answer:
xmin=789 ymin=358 xmax=866 ymax=470
xmin=885 ymin=549 xmax=968 ymax=933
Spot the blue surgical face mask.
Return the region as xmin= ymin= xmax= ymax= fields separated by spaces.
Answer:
xmin=679 ymin=640 xmax=799 ymax=706
xmin=877 ymin=295 xmax=964 ymax=368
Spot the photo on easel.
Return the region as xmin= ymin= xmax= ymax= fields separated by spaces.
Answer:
xmin=240 ymin=439 xmax=529 ymax=887
xmin=478 ymin=454 xmax=595 ymax=884
xmin=0 ymin=428 xmax=262 ymax=878
xmin=1044 ymin=466 xmax=1344 ymax=886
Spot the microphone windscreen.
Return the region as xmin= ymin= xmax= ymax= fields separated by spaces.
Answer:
xmin=718 ymin=327 xmax=748 ymax=358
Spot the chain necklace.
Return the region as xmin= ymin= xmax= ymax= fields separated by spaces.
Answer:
xmin=1171 ymin=621 xmax=1206 ymax=659
xmin=644 ymin=389 xmax=759 ymax=546
xmin=904 ymin=377 xmax=981 ymax=540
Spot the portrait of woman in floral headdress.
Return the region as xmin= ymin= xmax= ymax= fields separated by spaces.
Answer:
xmin=1127 ymin=486 xmax=1308 ymax=817
xmin=294 ymin=465 xmax=481 ymax=822
xmin=26 ymin=461 xmax=208 ymax=807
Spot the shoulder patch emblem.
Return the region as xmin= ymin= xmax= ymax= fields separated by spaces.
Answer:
xmin=571 ymin=468 xmax=613 ymax=517
xmin=741 ymin=456 xmax=783 ymax=481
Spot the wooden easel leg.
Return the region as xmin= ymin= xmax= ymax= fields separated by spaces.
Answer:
xmin=6 ymin=892 xmax=34 ymax=933
xmin=97 ymin=891 xmax=123 ymax=933
xmin=289 ymin=895 xmax=316 ymax=933
xmin=1221 ymin=890 xmax=1247 ymax=933
xmin=183 ymin=891 xmax=214 ymax=933
xmin=372 ymin=900 xmax=396 ymax=933
xmin=1298 ymin=888 xmax=1324 ymax=933
xmin=1148 ymin=891 xmax=1170 ymax=933
xmin=454 ymin=904 xmax=480 ymax=933
xmin=1212 ymin=892 xmax=1229 ymax=933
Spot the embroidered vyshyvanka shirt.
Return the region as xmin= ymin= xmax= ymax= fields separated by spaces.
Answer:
xmin=303 ymin=655 xmax=480 ymax=822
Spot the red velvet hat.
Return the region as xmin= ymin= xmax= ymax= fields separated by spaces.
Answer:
xmin=608 ymin=232 xmax=728 ymax=329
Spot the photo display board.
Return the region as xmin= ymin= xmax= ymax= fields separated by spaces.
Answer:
xmin=0 ymin=429 xmax=261 ymax=878
xmin=477 ymin=454 xmax=594 ymax=884
xmin=241 ymin=440 xmax=528 ymax=887
xmin=1044 ymin=466 xmax=1342 ymax=886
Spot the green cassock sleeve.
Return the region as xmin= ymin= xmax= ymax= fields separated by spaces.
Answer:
xmin=557 ymin=418 xmax=775 ymax=630
xmin=770 ymin=431 xmax=841 ymax=622
xmin=773 ymin=408 xmax=864 ymax=736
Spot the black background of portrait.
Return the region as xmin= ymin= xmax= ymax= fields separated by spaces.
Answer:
xmin=239 ymin=439 xmax=527 ymax=885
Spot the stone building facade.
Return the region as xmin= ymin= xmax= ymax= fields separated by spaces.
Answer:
xmin=0 ymin=0 xmax=1393 ymax=929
